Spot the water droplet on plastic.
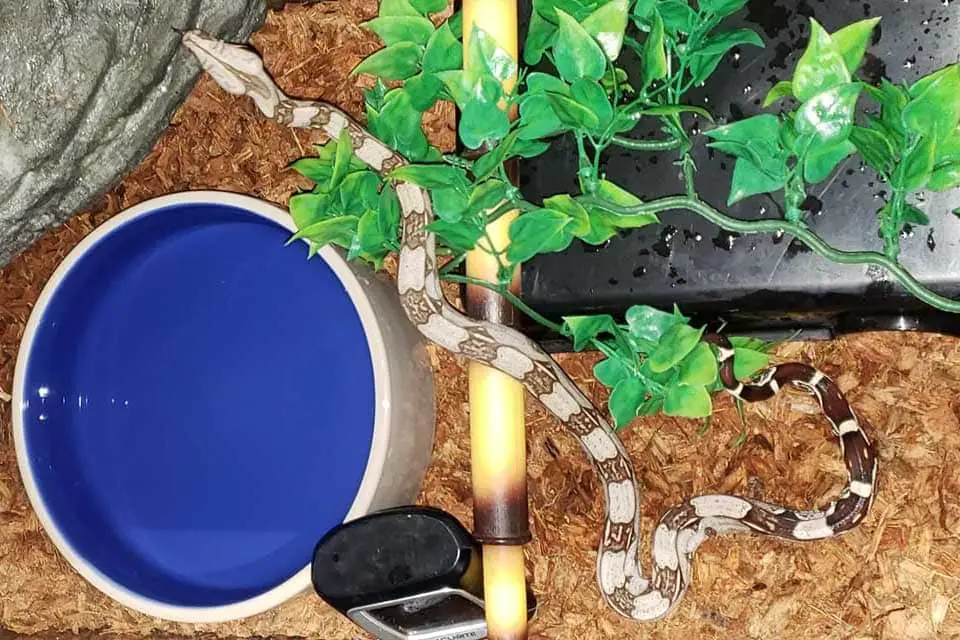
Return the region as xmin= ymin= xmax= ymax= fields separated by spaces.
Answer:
xmin=38 ymin=414 xmax=47 ymax=422
xmin=743 ymin=84 xmax=753 ymax=94
xmin=916 ymin=191 xmax=926 ymax=203
xmin=38 ymin=386 xmax=50 ymax=398
xmin=901 ymin=224 xmax=915 ymax=239
xmin=904 ymin=55 xmax=916 ymax=69
xmin=759 ymin=206 xmax=767 ymax=216
xmin=633 ymin=266 xmax=647 ymax=278
xmin=927 ymin=229 xmax=936 ymax=251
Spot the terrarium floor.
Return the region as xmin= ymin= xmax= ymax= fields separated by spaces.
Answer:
xmin=1 ymin=3 xmax=958 ymax=639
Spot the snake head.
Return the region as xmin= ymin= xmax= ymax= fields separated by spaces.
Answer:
xmin=180 ymin=29 xmax=283 ymax=118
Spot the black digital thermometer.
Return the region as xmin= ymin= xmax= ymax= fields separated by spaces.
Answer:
xmin=311 ymin=506 xmax=537 ymax=640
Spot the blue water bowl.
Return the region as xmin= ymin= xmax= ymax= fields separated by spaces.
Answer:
xmin=12 ymin=191 xmax=435 ymax=622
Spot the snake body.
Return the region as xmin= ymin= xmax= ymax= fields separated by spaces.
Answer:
xmin=181 ymin=31 xmax=878 ymax=622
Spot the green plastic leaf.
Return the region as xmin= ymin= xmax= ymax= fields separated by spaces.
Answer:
xmin=902 ymin=64 xmax=960 ymax=144
xmin=832 ymin=17 xmax=881 ymax=73
xmin=289 ymin=193 xmax=330 ymax=229
xmin=380 ymin=0 xmax=421 ymax=16
xmin=688 ymin=29 xmax=764 ymax=87
xmin=609 ymin=377 xmax=645 ymax=427
xmin=351 ymin=42 xmax=422 ymax=80
xmin=544 ymin=194 xmax=591 ymax=235
xmin=523 ymin=8 xmax=558 ymax=65
xmin=506 ymin=209 xmax=576 ymax=263
xmin=469 ymin=179 xmax=510 ymax=212
xmin=696 ymin=28 xmax=764 ymax=57
xmin=732 ymin=347 xmax=769 ymax=381
xmin=642 ymin=11 xmax=668 ymax=87
xmin=460 ymin=98 xmax=511 ymax=149
xmin=928 ymin=161 xmax=960 ymax=192
xmin=625 ymin=304 xmax=687 ymax=343
xmin=432 ymin=187 xmax=469 ymax=222
xmin=728 ymin=159 xmax=787 ymax=205
xmin=899 ymin=137 xmax=937 ymax=191
xmin=512 ymin=139 xmax=552 ymax=158
xmin=804 ymin=139 xmax=856 ymax=183
xmin=467 ymin=25 xmax=517 ymax=85
xmin=362 ymin=16 xmax=435 ymax=46
xmin=330 ymin=129 xmax=353 ymax=190
xmin=763 ymin=80 xmax=794 ymax=107
xmin=553 ymin=8 xmax=608 ymax=82
xmin=410 ymin=0 xmax=448 ymax=13
xmin=582 ymin=0 xmax=630 ymax=61
xmin=792 ymin=19 xmax=851 ymax=102
xmin=631 ymin=0 xmax=656 ymax=22
xmin=352 ymin=208 xmax=389 ymax=264
xmin=677 ymin=342 xmax=718 ymax=386
xmin=288 ymin=215 xmax=359 ymax=248
xmin=425 ymin=218 xmax=483 ymax=252
xmin=657 ymin=0 xmax=696 ymax=34
xmin=379 ymin=184 xmax=401 ymax=237
xmin=364 ymin=78 xmax=390 ymax=112
xmin=534 ymin=0 xmax=597 ymax=23
xmin=563 ymin=314 xmax=616 ymax=350
xmin=794 ymin=82 xmax=862 ymax=146
xmin=339 ymin=171 xmax=381 ymax=213
xmin=291 ymin=149 xmax=365 ymax=187
xmin=571 ymin=79 xmax=614 ymax=131
xmin=581 ymin=179 xmax=659 ymax=242
xmin=546 ymin=92 xmax=602 ymax=130
xmin=901 ymin=204 xmax=930 ymax=225
xmin=705 ymin=114 xmax=789 ymax=203
xmin=937 ymin=131 xmax=960 ymax=164
xmin=849 ymin=125 xmax=895 ymax=176
xmin=698 ymin=0 xmax=747 ymax=18
xmin=388 ymin=163 xmax=468 ymax=189
xmin=404 ymin=73 xmax=445 ymax=111
xmin=423 ymin=22 xmax=463 ymax=73
xmin=663 ymin=384 xmax=712 ymax=418
xmin=594 ymin=356 xmax=628 ymax=388
xmin=368 ymin=89 xmax=434 ymax=162
xmin=647 ymin=323 xmax=705 ymax=373
xmin=472 ymin=132 xmax=517 ymax=180
xmin=526 ymin=71 xmax=572 ymax=94
xmin=517 ymin=95 xmax=568 ymax=140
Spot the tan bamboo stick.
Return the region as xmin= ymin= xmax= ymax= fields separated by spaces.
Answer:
xmin=460 ymin=1 xmax=529 ymax=639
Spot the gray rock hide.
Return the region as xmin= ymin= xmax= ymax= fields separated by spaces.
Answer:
xmin=0 ymin=0 xmax=268 ymax=268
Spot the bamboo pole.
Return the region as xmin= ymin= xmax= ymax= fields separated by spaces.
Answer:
xmin=460 ymin=2 xmax=529 ymax=639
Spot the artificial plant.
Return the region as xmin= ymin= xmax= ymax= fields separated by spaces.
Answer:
xmin=284 ymin=0 xmax=960 ymax=429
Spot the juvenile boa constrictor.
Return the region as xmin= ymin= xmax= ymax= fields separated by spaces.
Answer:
xmin=182 ymin=31 xmax=878 ymax=622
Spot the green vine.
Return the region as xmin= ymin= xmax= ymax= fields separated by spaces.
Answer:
xmin=284 ymin=0 xmax=960 ymax=430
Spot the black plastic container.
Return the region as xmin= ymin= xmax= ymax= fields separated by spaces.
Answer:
xmin=516 ymin=0 xmax=960 ymax=351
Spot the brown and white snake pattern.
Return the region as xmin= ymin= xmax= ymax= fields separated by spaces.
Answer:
xmin=181 ymin=31 xmax=878 ymax=622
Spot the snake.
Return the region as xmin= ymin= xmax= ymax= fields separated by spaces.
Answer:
xmin=181 ymin=30 xmax=878 ymax=622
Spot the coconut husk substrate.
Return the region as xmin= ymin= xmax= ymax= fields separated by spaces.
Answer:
xmin=1 ymin=2 xmax=958 ymax=639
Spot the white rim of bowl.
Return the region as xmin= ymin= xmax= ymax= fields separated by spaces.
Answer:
xmin=11 ymin=190 xmax=394 ymax=623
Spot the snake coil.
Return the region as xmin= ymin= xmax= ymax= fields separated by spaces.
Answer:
xmin=181 ymin=31 xmax=878 ymax=622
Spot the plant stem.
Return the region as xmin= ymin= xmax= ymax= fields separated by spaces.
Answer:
xmin=440 ymin=252 xmax=468 ymax=275
xmin=577 ymin=194 xmax=960 ymax=315
xmin=681 ymin=153 xmax=697 ymax=197
xmin=609 ymin=136 xmax=683 ymax=151
xmin=441 ymin=274 xmax=566 ymax=334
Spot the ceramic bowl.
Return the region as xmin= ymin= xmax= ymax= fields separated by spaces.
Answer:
xmin=12 ymin=191 xmax=435 ymax=622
